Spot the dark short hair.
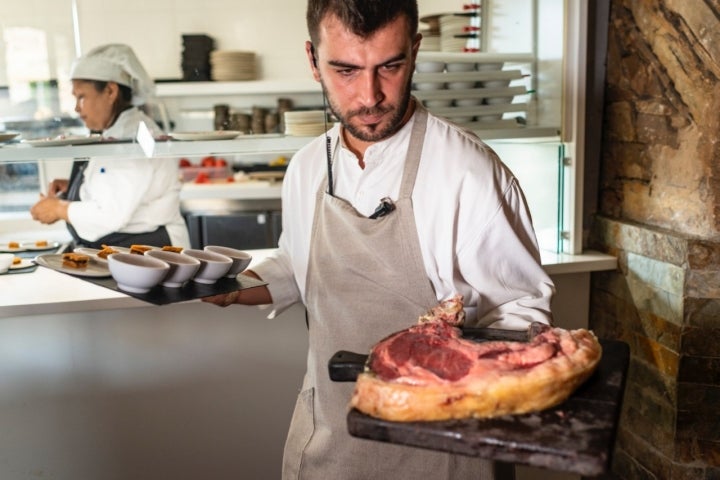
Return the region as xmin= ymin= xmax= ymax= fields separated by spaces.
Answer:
xmin=306 ymin=0 xmax=418 ymax=46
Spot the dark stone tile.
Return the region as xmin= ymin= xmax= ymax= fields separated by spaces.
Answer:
xmin=705 ymin=465 xmax=720 ymax=480
xmin=685 ymin=298 xmax=720 ymax=330
xmin=675 ymin=438 xmax=720 ymax=466
xmin=631 ymin=332 xmax=680 ymax=377
xmin=686 ymin=270 xmax=720 ymax=300
xmin=676 ymin=407 xmax=720 ymax=442
xmin=614 ymin=425 xmax=670 ymax=479
xmin=681 ymin=326 xmax=720 ymax=358
xmin=669 ymin=463 xmax=708 ymax=480
xmin=678 ymin=357 xmax=720 ymax=385
xmin=687 ymin=240 xmax=720 ymax=270
xmin=625 ymin=357 xmax=677 ymax=410
xmin=591 ymin=217 xmax=688 ymax=266
xmin=611 ymin=448 xmax=659 ymax=480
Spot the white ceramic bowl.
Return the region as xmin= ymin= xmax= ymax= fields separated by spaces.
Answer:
xmin=413 ymin=82 xmax=446 ymax=91
xmin=145 ymin=250 xmax=201 ymax=287
xmin=480 ymin=79 xmax=511 ymax=88
xmin=485 ymin=96 xmax=514 ymax=105
xmin=446 ymin=62 xmax=475 ymax=72
xmin=107 ymin=253 xmax=170 ymax=294
xmin=182 ymin=249 xmax=233 ymax=284
xmin=203 ymin=246 xmax=252 ymax=278
xmin=424 ymin=99 xmax=453 ymax=108
xmin=478 ymin=114 xmax=504 ymax=123
xmin=476 ymin=62 xmax=504 ymax=71
xmin=447 ymin=81 xmax=476 ymax=90
xmin=0 ymin=253 xmax=13 ymax=273
xmin=454 ymin=98 xmax=483 ymax=107
xmin=416 ymin=61 xmax=445 ymax=73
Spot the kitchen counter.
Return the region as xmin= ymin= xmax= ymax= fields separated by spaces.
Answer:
xmin=0 ymin=247 xmax=616 ymax=480
xmin=1 ymin=248 xmax=616 ymax=320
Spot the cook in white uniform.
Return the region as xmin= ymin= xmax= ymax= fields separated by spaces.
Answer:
xmin=204 ymin=1 xmax=554 ymax=478
xmin=30 ymin=44 xmax=190 ymax=249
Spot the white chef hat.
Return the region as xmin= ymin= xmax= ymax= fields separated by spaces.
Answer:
xmin=70 ymin=44 xmax=155 ymax=106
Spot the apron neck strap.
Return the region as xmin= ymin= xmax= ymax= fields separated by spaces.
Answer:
xmin=398 ymin=104 xmax=428 ymax=199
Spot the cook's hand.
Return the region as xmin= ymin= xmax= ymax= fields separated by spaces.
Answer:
xmin=47 ymin=179 xmax=69 ymax=198
xmin=202 ymin=290 xmax=241 ymax=307
xmin=30 ymin=195 xmax=69 ymax=224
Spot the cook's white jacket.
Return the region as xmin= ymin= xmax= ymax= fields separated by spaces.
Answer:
xmin=253 ymin=104 xmax=555 ymax=330
xmin=66 ymin=108 xmax=190 ymax=247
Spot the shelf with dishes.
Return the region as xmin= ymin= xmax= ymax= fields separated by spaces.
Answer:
xmin=412 ymin=68 xmax=530 ymax=129
xmin=0 ymin=133 xmax=313 ymax=163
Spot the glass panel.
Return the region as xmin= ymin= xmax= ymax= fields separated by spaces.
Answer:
xmin=0 ymin=0 xmax=79 ymax=139
xmin=0 ymin=163 xmax=40 ymax=212
xmin=486 ymin=139 xmax=563 ymax=253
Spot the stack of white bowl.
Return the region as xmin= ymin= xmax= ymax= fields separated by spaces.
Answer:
xmin=210 ymin=50 xmax=257 ymax=81
xmin=284 ymin=110 xmax=330 ymax=136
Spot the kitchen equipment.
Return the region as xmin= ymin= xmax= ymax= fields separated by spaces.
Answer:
xmin=328 ymin=328 xmax=629 ymax=477
xmin=181 ymin=34 xmax=214 ymax=81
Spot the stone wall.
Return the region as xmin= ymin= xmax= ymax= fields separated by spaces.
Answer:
xmin=590 ymin=0 xmax=720 ymax=479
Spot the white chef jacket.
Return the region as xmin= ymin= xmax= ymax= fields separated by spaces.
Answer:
xmin=67 ymin=108 xmax=190 ymax=247
xmin=252 ymin=105 xmax=554 ymax=329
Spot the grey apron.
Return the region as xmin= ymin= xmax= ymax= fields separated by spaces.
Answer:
xmin=282 ymin=106 xmax=495 ymax=480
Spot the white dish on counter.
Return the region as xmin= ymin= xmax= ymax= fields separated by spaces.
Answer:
xmin=23 ymin=136 xmax=102 ymax=147
xmin=10 ymin=258 xmax=34 ymax=270
xmin=35 ymin=253 xmax=111 ymax=278
xmin=20 ymin=241 xmax=61 ymax=251
xmin=0 ymin=132 xmax=20 ymax=143
xmin=0 ymin=241 xmax=60 ymax=253
xmin=170 ymin=131 xmax=242 ymax=141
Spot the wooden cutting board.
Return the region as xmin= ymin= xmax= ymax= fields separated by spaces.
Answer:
xmin=328 ymin=330 xmax=629 ymax=477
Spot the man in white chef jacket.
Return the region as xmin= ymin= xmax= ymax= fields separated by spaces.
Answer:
xmin=204 ymin=1 xmax=554 ymax=479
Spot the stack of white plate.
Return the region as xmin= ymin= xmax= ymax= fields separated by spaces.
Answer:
xmin=210 ymin=50 xmax=257 ymax=81
xmin=440 ymin=14 xmax=479 ymax=52
xmin=284 ymin=110 xmax=330 ymax=136
xmin=420 ymin=31 xmax=441 ymax=51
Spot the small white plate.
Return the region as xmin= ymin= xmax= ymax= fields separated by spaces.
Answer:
xmin=10 ymin=258 xmax=34 ymax=270
xmin=35 ymin=253 xmax=111 ymax=277
xmin=20 ymin=241 xmax=61 ymax=251
xmin=0 ymin=243 xmax=24 ymax=253
xmin=0 ymin=132 xmax=20 ymax=142
xmin=23 ymin=136 xmax=102 ymax=147
xmin=170 ymin=131 xmax=242 ymax=141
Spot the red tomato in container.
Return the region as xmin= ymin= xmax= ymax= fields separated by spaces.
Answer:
xmin=179 ymin=158 xmax=192 ymax=168
xmin=201 ymin=156 xmax=217 ymax=167
xmin=195 ymin=172 xmax=210 ymax=184
xmin=216 ymin=158 xmax=228 ymax=167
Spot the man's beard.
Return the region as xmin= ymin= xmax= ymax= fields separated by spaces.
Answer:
xmin=321 ymin=77 xmax=414 ymax=143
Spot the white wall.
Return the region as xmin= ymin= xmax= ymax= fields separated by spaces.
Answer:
xmin=0 ymin=0 xmax=507 ymax=84
xmin=75 ymin=0 xmax=466 ymax=81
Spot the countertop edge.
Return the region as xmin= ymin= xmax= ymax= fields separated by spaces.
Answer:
xmin=2 ymin=249 xmax=617 ymax=318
